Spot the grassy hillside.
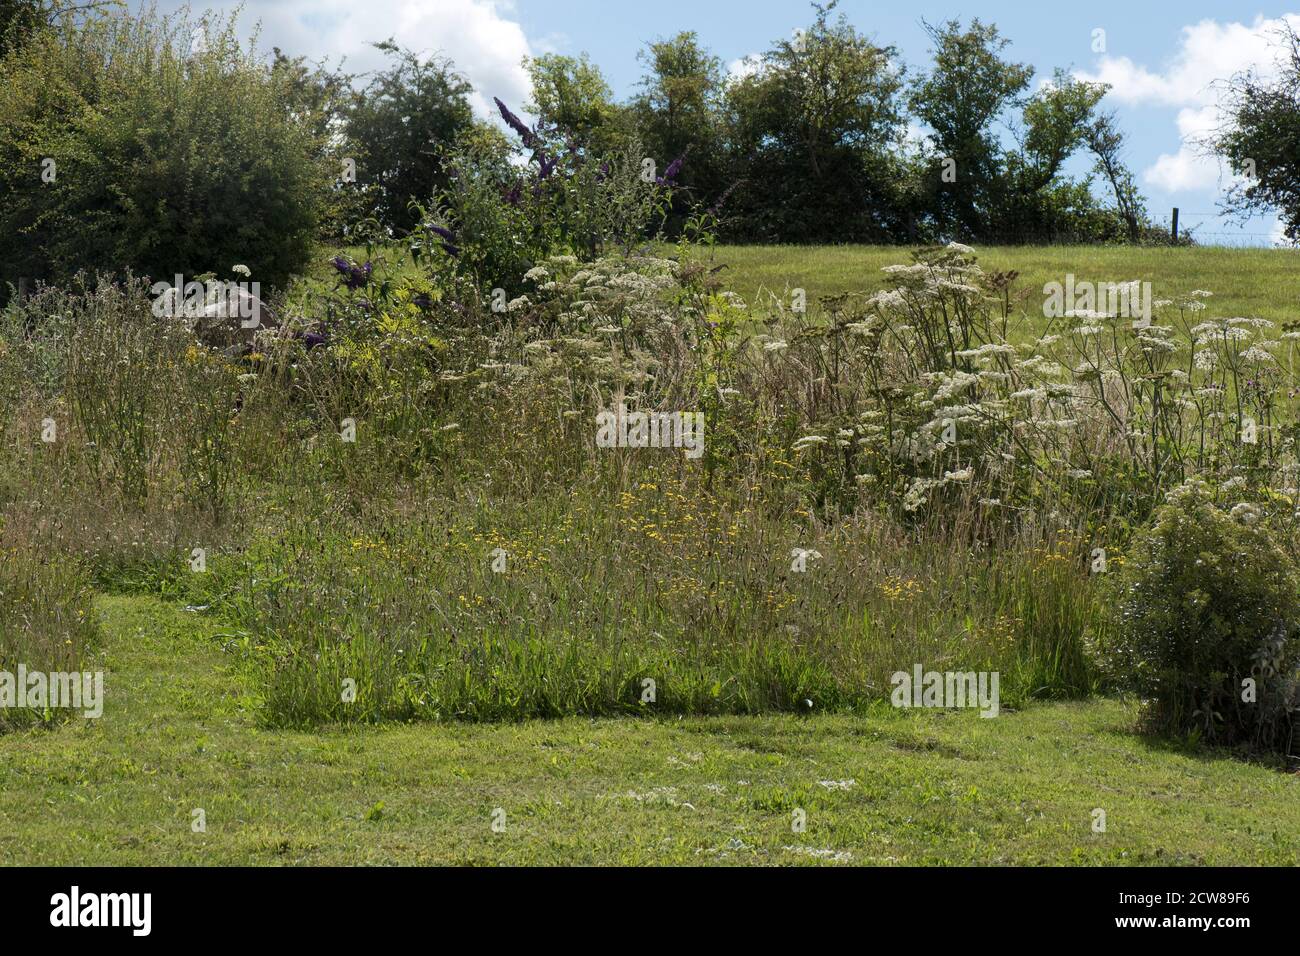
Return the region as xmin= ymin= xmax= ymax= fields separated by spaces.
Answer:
xmin=706 ymin=244 xmax=1300 ymax=323
xmin=324 ymin=242 xmax=1300 ymax=325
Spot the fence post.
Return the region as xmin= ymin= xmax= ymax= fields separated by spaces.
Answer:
xmin=1171 ymin=208 xmax=1179 ymax=243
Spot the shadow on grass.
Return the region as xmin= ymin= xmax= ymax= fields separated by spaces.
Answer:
xmin=1103 ymin=700 xmax=1299 ymax=773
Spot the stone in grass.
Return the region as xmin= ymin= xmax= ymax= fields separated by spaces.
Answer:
xmin=190 ymin=286 xmax=278 ymax=357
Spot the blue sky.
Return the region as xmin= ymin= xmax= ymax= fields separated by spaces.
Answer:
xmin=142 ymin=0 xmax=1300 ymax=245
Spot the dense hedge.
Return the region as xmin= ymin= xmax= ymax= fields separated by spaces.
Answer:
xmin=0 ymin=10 xmax=332 ymax=298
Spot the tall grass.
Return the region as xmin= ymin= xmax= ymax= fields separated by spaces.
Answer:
xmin=7 ymin=242 xmax=1288 ymax=729
xmin=155 ymin=464 xmax=1101 ymax=727
xmin=0 ymin=538 xmax=101 ymax=731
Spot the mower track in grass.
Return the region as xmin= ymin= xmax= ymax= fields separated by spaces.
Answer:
xmin=0 ymin=595 xmax=1296 ymax=865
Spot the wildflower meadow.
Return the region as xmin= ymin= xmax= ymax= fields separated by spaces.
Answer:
xmin=0 ymin=0 xmax=1298 ymax=917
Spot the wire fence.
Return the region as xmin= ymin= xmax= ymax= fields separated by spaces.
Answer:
xmin=1168 ymin=209 xmax=1292 ymax=248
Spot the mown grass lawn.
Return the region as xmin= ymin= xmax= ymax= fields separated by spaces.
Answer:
xmin=706 ymin=244 xmax=1300 ymax=324
xmin=1 ymin=595 xmax=1295 ymax=866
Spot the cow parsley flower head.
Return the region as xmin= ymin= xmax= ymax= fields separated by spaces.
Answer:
xmin=1229 ymin=502 xmax=1261 ymax=525
xmin=793 ymin=435 xmax=828 ymax=451
xmin=903 ymin=477 xmax=940 ymax=512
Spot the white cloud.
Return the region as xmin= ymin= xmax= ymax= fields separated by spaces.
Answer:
xmin=1143 ymin=105 xmax=1220 ymax=192
xmin=165 ymin=0 xmax=534 ymax=119
xmin=726 ymin=53 xmax=764 ymax=84
xmin=1270 ymin=217 xmax=1291 ymax=245
xmin=1076 ymin=14 xmax=1300 ymax=194
xmin=903 ymin=121 xmax=932 ymax=151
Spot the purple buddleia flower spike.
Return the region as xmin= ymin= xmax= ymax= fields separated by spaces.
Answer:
xmin=706 ymin=179 xmax=742 ymax=219
xmin=494 ymin=97 xmax=539 ymax=149
xmin=656 ymin=153 xmax=685 ymax=186
xmin=332 ymin=257 xmax=372 ymax=290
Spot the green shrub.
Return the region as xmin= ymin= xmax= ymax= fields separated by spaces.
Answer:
xmin=0 ymin=7 xmax=331 ymax=297
xmin=1103 ymin=478 xmax=1300 ymax=753
xmin=414 ymin=117 xmax=672 ymax=297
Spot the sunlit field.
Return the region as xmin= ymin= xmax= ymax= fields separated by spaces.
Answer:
xmin=708 ymin=245 xmax=1300 ymax=326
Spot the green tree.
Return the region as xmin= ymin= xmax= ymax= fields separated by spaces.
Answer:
xmin=910 ymin=20 xmax=1119 ymax=242
xmin=525 ymin=52 xmax=627 ymax=153
xmin=724 ymin=1 xmax=909 ymax=241
xmin=1087 ymin=109 xmax=1147 ymax=242
xmin=0 ymin=0 xmax=42 ymax=56
xmin=345 ymin=40 xmax=474 ymax=235
xmin=1215 ymin=22 xmax=1300 ymax=242
xmin=1017 ymin=72 xmax=1107 ymax=191
xmin=270 ymin=47 xmax=362 ymax=241
xmin=997 ymin=70 xmax=1109 ymax=239
xmin=629 ymin=31 xmax=727 ymax=233
xmin=0 ymin=1 xmax=122 ymax=57
xmin=908 ymin=18 xmax=1032 ymax=239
